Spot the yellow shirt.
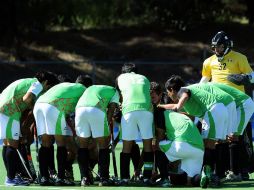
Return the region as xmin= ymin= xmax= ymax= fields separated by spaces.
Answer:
xmin=202 ymin=50 xmax=252 ymax=92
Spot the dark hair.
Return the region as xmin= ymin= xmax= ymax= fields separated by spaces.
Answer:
xmin=58 ymin=74 xmax=72 ymax=83
xmin=165 ymin=75 xmax=185 ymax=92
xmin=76 ymin=74 xmax=93 ymax=87
xmin=121 ymin=63 xmax=137 ymax=73
xmin=35 ymin=71 xmax=58 ymax=87
xmin=150 ymin=81 xmax=162 ymax=95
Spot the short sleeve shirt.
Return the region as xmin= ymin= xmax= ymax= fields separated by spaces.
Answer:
xmin=202 ymin=50 xmax=252 ymax=92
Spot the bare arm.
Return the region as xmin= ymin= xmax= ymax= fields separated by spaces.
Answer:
xmin=23 ymin=92 xmax=36 ymax=109
xmin=200 ymin=76 xmax=211 ymax=83
xmin=158 ymin=92 xmax=189 ymax=111
xmin=107 ymin=102 xmax=118 ymax=125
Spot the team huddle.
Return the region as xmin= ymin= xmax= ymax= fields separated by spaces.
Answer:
xmin=1 ymin=31 xmax=254 ymax=188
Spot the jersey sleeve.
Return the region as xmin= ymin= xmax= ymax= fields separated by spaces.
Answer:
xmin=178 ymin=87 xmax=191 ymax=99
xmin=238 ymin=55 xmax=253 ymax=74
xmin=110 ymin=90 xmax=120 ymax=105
xmin=202 ymin=58 xmax=212 ymax=78
xmin=27 ymin=81 xmax=43 ymax=97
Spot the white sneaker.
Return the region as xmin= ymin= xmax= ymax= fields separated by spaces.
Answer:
xmin=225 ymin=171 xmax=242 ymax=182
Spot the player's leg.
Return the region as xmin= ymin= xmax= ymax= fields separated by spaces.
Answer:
xmin=33 ymin=102 xmax=55 ymax=185
xmin=89 ymin=107 xmax=112 ymax=186
xmin=233 ymin=98 xmax=254 ymax=180
xmin=211 ymin=103 xmax=229 ymax=185
xmin=120 ymin=112 xmax=139 ymax=185
xmin=54 ymin=113 xmax=74 ymax=186
xmin=0 ymin=112 xmax=30 ymax=186
xmin=202 ymin=103 xmax=228 ymax=186
xmin=48 ymin=143 xmax=57 ymax=180
xmin=131 ymin=142 xmax=141 ymax=179
xmin=75 ymin=107 xmax=92 ymax=186
xmin=2 ymin=144 xmax=7 ymax=169
xmin=155 ymin=149 xmax=169 ymax=180
xmin=137 ymin=110 xmax=154 ymax=183
xmin=65 ymin=136 xmax=77 ymax=182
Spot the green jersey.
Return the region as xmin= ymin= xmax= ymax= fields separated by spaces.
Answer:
xmin=117 ymin=72 xmax=152 ymax=115
xmin=37 ymin=82 xmax=85 ymax=114
xmin=190 ymin=83 xmax=234 ymax=106
xmin=76 ymin=85 xmax=120 ymax=112
xmin=156 ymin=110 xmax=204 ymax=152
xmin=210 ymin=82 xmax=249 ymax=107
xmin=180 ymin=86 xmax=220 ymax=117
xmin=0 ymin=78 xmax=39 ymax=120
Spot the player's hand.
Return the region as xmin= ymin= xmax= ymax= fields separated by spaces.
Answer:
xmin=227 ymin=74 xmax=251 ymax=85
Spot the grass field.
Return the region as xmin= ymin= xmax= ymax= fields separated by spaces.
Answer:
xmin=0 ymin=144 xmax=254 ymax=190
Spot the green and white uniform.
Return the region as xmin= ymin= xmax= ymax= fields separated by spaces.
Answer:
xmin=75 ymin=85 xmax=120 ymax=138
xmin=157 ymin=110 xmax=204 ymax=177
xmin=179 ymin=85 xmax=229 ymax=140
xmin=191 ymin=83 xmax=237 ymax=136
xmin=211 ymin=82 xmax=254 ymax=135
xmin=0 ymin=78 xmax=43 ymax=140
xmin=33 ymin=82 xmax=85 ymax=136
xmin=117 ymin=72 xmax=153 ymax=140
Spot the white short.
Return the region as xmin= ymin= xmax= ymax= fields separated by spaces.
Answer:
xmin=159 ymin=140 xmax=204 ymax=177
xmin=75 ymin=107 xmax=109 ymax=138
xmin=225 ymin=101 xmax=237 ymax=135
xmin=121 ymin=110 xmax=153 ymax=141
xmin=202 ymin=103 xmax=228 ymax=140
xmin=33 ymin=103 xmax=73 ymax=136
xmin=236 ymin=98 xmax=254 ymax=135
xmin=0 ymin=113 xmax=20 ymax=140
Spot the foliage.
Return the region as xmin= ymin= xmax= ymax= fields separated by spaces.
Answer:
xmin=0 ymin=0 xmax=252 ymax=37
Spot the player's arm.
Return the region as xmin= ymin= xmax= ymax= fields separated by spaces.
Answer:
xmin=23 ymin=92 xmax=36 ymax=109
xmin=227 ymin=72 xmax=254 ymax=85
xmin=201 ymin=58 xmax=212 ymax=83
xmin=228 ymin=55 xmax=254 ymax=85
xmin=157 ymin=92 xmax=189 ymax=112
xmin=23 ymin=81 xmax=43 ymax=109
xmin=200 ymin=76 xmax=211 ymax=83
xmin=107 ymin=89 xmax=120 ymax=125
xmin=107 ymin=102 xmax=118 ymax=125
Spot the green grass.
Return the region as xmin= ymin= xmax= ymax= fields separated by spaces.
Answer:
xmin=0 ymin=144 xmax=254 ymax=190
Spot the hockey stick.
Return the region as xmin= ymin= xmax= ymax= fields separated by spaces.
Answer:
xmin=110 ymin=121 xmax=118 ymax=179
xmin=24 ymin=145 xmax=37 ymax=180
xmin=33 ymin=124 xmax=41 ymax=182
xmin=89 ymin=167 xmax=100 ymax=179
xmin=16 ymin=149 xmax=33 ymax=180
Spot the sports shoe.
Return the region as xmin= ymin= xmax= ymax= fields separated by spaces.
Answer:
xmin=81 ymin=177 xmax=91 ymax=186
xmin=225 ymin=171 xmax=242 ymax=182
xmin=116 ymin=179 xmax=129 ymax=186
xmin=142 ymin=178 xmax=155 ymax=187
xmin=130 ymin=173 xmax=143 ymax=182
xmin=200 ymin=165 xmax=211 ymax=188
xmin=5 ymin=176 xmax=30 ymax=186
xmin=65 ymin=169 xmax=74 ymax=181
xmin=55 ymin=177 xmax=75 ymax=186
xmin=155 ymin=178 xmax=171 ymax=187
xmin=39 ymin=176 xmax=55 ymax=186
xmin=241 ymin=172 xmax=249 ymax=181
xmin=210 ymin=174 xmax=221 ymax=188
xmin=98 ymin=178 xmax=115 ymax=186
